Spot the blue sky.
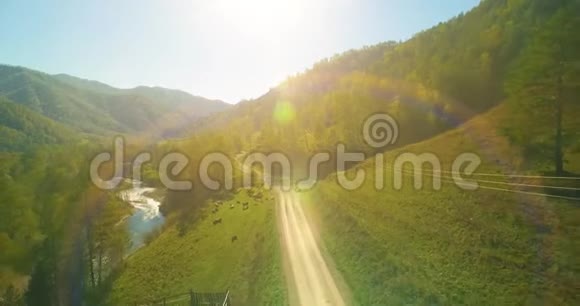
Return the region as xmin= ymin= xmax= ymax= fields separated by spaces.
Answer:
xmin=0 ymin=0 xmax=479 ymax=103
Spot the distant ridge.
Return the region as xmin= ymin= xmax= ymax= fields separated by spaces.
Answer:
xmin=0 ymin=64 xmax=230 ymax=143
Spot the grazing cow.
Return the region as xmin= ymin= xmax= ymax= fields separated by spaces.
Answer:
xmin=231 ymin=235 xmax=238 ymax=242
xmin=230 ymin=204 xmax=235 ymax=209
xmin=212 ymin=218 xmax=222 ymax=225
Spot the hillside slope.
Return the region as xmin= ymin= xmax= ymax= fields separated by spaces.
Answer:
xmin=0 ymin=96 xmax=80 ymax=151
xmin=109 ymin=188 xmax=287 ymax=306
xmin=304 ymin=105 xmax=579 ymax=305
xmin=157 ymin=0 xmax=579 ymax=219
xmin=174 ymin=0 xmax=573 ymax=167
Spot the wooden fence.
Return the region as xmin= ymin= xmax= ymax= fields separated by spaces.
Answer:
xmin=135 ymin=290 xmax=230 ymax=306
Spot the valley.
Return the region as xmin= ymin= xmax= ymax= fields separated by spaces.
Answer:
xmin=1 ymin=0 xmax=579 ymax=305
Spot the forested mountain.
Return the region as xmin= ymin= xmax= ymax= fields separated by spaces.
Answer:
xmin=0 ymin=97 xmax=80 ymax=151
xmin=0 ymin=65 xmax=230 ymax=140
xmin=162 ymin=0 xmax=579 ymax=213
xmin=55 ymin=74 xmax=230 ymax=135
xmin=188 ymin=0 xmax=577 ymax=155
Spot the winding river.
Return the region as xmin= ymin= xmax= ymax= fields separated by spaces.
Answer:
xmin=119 ymin=181 xmax=165 ymax=252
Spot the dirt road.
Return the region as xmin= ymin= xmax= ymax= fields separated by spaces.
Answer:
xmin=277 ymin=190 xmax=346 ymax=306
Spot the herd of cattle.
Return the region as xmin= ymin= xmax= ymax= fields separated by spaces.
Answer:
xmin=212 ymin=199 xmax=250 ymax=217
xmin=210 ymin=190 xmax=273 ymax=243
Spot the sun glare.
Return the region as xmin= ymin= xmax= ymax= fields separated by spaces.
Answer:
xmin=214 ymin=0 xmax=306 ymax=37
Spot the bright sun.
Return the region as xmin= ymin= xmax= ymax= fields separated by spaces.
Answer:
xmin=214 ymin=0 xmax=306 ymax=37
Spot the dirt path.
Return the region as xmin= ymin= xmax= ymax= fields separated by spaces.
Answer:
xmin=276 ymin=189 xmax=346 ymax=306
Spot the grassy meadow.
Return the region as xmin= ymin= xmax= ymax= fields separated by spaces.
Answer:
xmin=109 ymin=188 xmax=287 ymax=306
xmin=302 ymin=106 xmax=580 ymax=305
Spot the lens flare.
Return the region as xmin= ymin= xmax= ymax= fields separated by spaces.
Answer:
xmin=274 ymin=101 xmax=296 ymax=125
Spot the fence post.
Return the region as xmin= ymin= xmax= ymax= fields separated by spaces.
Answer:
xmin=222 ymin=290 xmax=230 ymax=306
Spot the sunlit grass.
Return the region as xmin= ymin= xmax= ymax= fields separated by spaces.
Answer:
xmin=109 ymin=189 xmax=287 ymax=306
xmin=303 ymin=106 xmax=580 ymax=305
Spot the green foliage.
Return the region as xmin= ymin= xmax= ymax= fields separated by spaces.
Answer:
xmin=83 ymin=193 xmax=131 ymax=305
xmin=0 ymin=144 xmax=98 ymax=304
xmin=373 ymin=0 xmax=570 ymax=111
xmin=0 ymin=285 xmax=24 ymax=306
xmin=0 ymin=97 xmax=79 ymax=151
xmin=504 ymin=0 xmax=580 ymax=172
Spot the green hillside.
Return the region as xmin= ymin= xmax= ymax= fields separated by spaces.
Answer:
xmin=304 ymin=105 xmax=579 ymax=305
xmin=0 ymin=96 xmax=80 ymax=151
xmin=182 ymin=0 xmax=576 ymax=158
xmin=159 ymin=0 xmax=579 ymax=216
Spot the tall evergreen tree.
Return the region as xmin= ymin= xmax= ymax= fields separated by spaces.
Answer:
xmin=505 ymin=1 xmax=580 ymax=174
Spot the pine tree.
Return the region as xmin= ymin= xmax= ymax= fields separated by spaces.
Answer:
xmin=505 ymin=1 xmax=580 ymax=174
